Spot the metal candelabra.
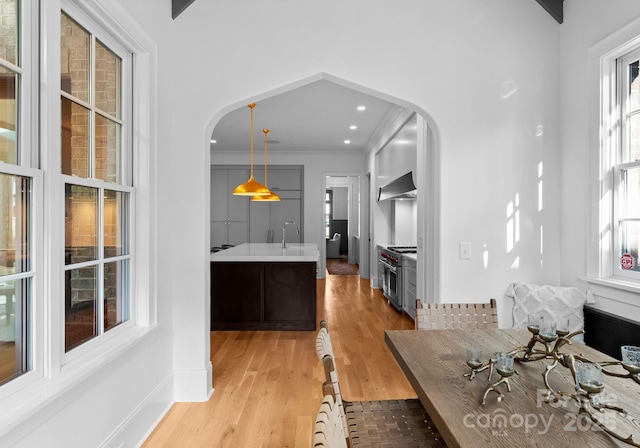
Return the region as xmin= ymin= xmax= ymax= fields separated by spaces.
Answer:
xmin=464 ymin=320 xmax=640 ymax=447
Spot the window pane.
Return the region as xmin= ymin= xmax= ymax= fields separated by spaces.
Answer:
xmin=620 ymin=220 xmax=640 ymax=273
xmin=0 ymin=173 xmax=30 ymax=274
xmin=104 ymin=190 xmax=128 ymax=258
xmin=0 ymin=134 xmax=29 ymax=383
xmin=629 ymin=60 xmax=640 ymax=112
xmin=104 ymin=260 xmax=128 ymax=331
xmin=0 ymin=0 xmax=18 ymax=66
xmin=0 ymin=278 xmax=29 ymax=385
xmin=622 ymin=166 xmax=640 ymax=218
xmin=61 ymin=97 xmax=90 ymax=177
xmin=628 ymin=113 xmax=640 ymax=163
xmin=65 ymin=265 xmax=97 ymax=351
xmin=0 ymin=67 xmax=17 ymax=164
xmin=95 ymin=114 xmax=121 ymax=182
xmin=60 ymin=12 xmax=89 ymax=102
xmin=95 ymin=40 xmax=121 ymax=119
xmin=65 ymin=184 xmax=98 ymax=264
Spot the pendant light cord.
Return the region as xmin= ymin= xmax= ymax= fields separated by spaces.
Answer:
xmin=249 ymin=103 xmax=256 ymax=178
xmin=263 ymin=129 xmax=270 ymax=187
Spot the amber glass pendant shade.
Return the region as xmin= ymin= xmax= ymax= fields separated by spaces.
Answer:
xmin=233 ymin=176 xmax=270 ymax=196
xmin=252 ymin=129 xmax=281 ymax=202
xmin=233 ymin=103 xmax=270 ymax=196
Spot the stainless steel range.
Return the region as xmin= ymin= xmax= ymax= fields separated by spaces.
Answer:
xmin=379 ymin=246 xmax=417 ymax=312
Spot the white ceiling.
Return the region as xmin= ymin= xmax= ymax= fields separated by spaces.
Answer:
xmin=210 ymin=79 xmax=408 ymax=155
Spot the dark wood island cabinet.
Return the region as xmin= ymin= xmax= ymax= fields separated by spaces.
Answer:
xmin=210 ymin=243 xmax=318 ymax=331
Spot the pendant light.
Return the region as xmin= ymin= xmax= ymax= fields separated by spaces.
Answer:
xmin=233 ymin=103 xmax=271 ymax=196
xmin=252 ymin=129 xmax=281 ymax=202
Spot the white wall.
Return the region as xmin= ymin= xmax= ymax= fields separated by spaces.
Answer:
xmin=435 ymin=9 xmax=563 ymax=306
xmin=395 ymin=201 xmax=418 ymax=246
xmin=375 ymin=114 xmax=418 ymax=189
xmin=559 ymin=0 xmax=640 ymax=320
xmin=331 ymin=187 xmax=349 ymax=220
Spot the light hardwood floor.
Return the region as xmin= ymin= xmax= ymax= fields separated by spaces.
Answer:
xmin=143 ymin=271 xmax=416 ymax=447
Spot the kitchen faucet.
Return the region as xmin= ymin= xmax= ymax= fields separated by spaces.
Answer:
xmin=282 ymin=221 xmax=300 ymax=248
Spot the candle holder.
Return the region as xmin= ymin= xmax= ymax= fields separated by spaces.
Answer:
xmin=464 ymin=346 xmax=493 ymax=381
xmin=576 ymin=362 xmax=604 ymax=395
xmin=597 ymin=345 xmax=640 ymax=385
xmin=540 ymin=319 xmax=558 ymax=344
xmin=622 ymin=346 xmax=640 ymax=374
xmin=481 ymin=353 xmax=515 ymax=404
xmin=556 ymin=317 xmax=571 ymax=337
xmin=526 ymin=313 xmax=542 ymax=335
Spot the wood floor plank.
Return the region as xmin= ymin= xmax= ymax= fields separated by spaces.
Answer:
xmin=143 ymin=273 xmax=415 ymax=447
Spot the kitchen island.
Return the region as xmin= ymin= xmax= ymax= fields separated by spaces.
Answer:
xmin=210 ymin=243 xmax=319 ymax=331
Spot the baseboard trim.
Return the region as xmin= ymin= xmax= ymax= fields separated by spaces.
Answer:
xmin=173 ymin=361 xmax=214 ymax=402
xmin=100 ymin=372 xmax=174 ymax=448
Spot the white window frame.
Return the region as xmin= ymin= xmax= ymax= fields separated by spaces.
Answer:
xmin=613 ymin=49 xmax=640 ymax=281
xmin=58 ymin=3 xmax=135 ymax=362
xmin=0 ymin=0 xmax=45 ymax=399
xmin=587 ymin=31 xmax=640 ymax=298
xmin=0 ymin=0 xmax=156 ymax=429
xmin=51 ymin=0 xmax=156 ymax=368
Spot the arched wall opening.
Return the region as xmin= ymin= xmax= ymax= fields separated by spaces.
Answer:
xmin=204 ymin=72 xmax=441 ymax=340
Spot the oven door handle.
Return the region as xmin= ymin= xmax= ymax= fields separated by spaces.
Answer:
xmin=379 ymin=259 xmax=397 ymax=273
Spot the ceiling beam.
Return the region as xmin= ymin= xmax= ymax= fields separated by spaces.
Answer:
xmin=172 ymin=0 xmax=197 ymax=19
xmin=534 ymin=0 xmax=563 ymax=24
xmin=172 ymin=1 xmax=564 ymax=24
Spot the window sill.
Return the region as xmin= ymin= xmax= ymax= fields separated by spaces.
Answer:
xmin=0 ymin=324 xmax=159 ymax=438
xmin=582 ymin=276 xmax=640 ymax=307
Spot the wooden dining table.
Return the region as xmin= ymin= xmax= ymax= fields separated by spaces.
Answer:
xmin=385 ymin=329 xmax=640 ymax=448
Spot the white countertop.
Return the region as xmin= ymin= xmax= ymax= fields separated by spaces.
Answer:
xmin=210 ymin=243 xmax=319 ymax=262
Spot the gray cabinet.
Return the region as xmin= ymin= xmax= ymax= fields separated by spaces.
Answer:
xmin=377 ymin=245 xmax=385 ymax=289
xmin=250 ymin=190 xmax=301 ymax=243
xmin=403 ymin=256 xmax=417 ymax=319
xmin=211 ymin=168 xmax=250 ymax=248
xmin=254 ymin=166 xmax=301 ymax=191
xmin=211 ymin=165 xmax=303 ymax=246
xmin=249 ymin=166 xmax=303 ymax=243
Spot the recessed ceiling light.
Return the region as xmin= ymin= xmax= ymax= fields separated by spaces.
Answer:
xmin=349 ymin=125 xmax=357 ymax=130
xmin=357 ymin=106 xmax=366 ymax=111
xmin=210 ymin=139 xmax=217 ymax=144
xmin=344 ymin=140 xmax=351 ymax=144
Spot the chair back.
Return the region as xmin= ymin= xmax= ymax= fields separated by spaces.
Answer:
xmin=315 ymin=321 xmax=349 ymax=435
xmin=313 ymin=387 xmax=348 ymax=448
xmin=315 ymin=321 xmax=335 ymax=361
xmin=416 ymin=298 xmax=498 ymax=330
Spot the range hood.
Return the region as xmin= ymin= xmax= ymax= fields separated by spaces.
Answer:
xmin=377 ymin=171 xmax=417 ymax=201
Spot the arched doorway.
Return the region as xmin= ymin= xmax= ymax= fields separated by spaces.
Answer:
xmin=206 ymin=72 xmax=440 ymax=312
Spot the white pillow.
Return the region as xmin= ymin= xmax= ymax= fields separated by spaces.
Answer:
xmin=504 ymin=282 xmax=595 ymax=343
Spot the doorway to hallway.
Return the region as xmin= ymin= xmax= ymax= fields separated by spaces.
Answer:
xmin=326 ymin=254 xmax=359 ymax=275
